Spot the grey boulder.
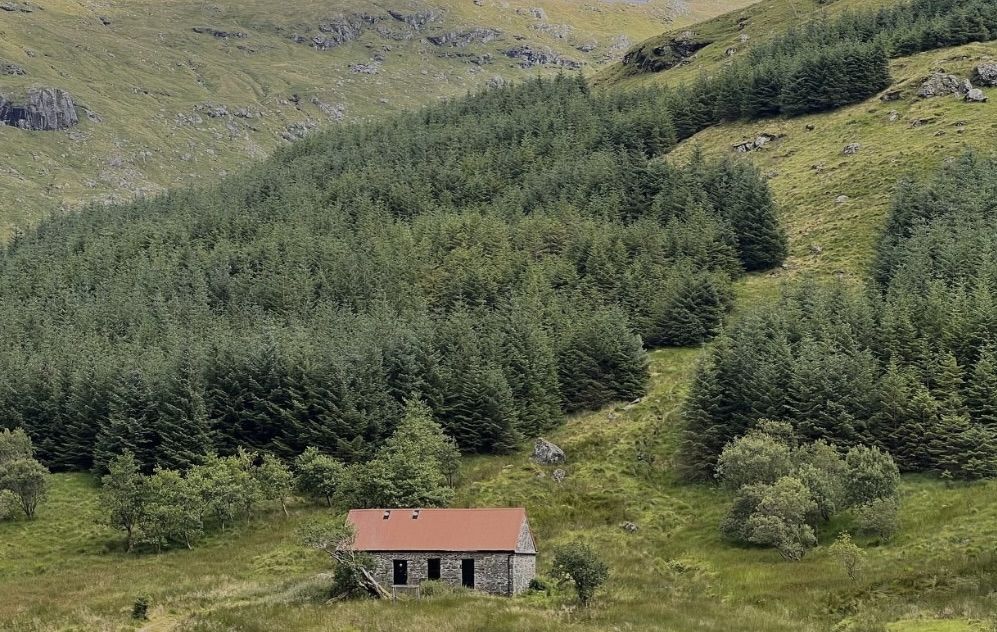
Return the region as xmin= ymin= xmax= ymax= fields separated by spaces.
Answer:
xmin=973 ymin=62 xmax=997 ymax=87
xmin=532 ymin=438 xmax=565 ymax=465
xmin=965 ymin=88 xmax=988 ymax=103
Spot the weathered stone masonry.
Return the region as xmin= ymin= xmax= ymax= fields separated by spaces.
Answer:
xmin=368 ymin=551 xmax=535 ymax=595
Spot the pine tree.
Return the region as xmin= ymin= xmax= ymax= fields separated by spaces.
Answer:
xmin=157 ymin=350 xmax=213 ymax=470
xmin=928 ymin=351 xmax=967 ymax=417
xmin=494 ymin=304 xmax=563 ymax=437
xmin=93 ymin=368 xmax=160 ymax=474
xmin=701 ymin=159 xmax=788 ymax=271
xmin=926 ymin=414 xmax=997 ymax=479
xmin=557 ymin=308 xmax=648 ymax=413
xmin=444 ymin=363 xmax=521 ymax=454
xmin=652 ymin=271 xmax=728 ymax=347
xmin=967 ymin=346 xmax=997 ymax=427
xmin=58 ymin=366 xmax=109 ymax=471
xmin=870 ymin=360 xmax=916 ymax=452
xmin=886 ymin=386 xmax=939 ymax=471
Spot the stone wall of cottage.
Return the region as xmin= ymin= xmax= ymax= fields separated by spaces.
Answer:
xmin=511 ymin=552 xmax=536 ymax=595
xmin=368 ymin=551 xmax=535 ymax=595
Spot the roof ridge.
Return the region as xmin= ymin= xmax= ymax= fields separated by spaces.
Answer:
xmin=349 ymin=507 xmax=525 ymax=511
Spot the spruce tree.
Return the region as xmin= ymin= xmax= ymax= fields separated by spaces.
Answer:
xmin=157 ymin=350 xmax=213 ymax=471
xmin=966 ymin=346 xmax=997 ymax=427
xmin=93 ymin=368 xmax=160 ymax=474
xmin=653 ymin=271 xmax=728 ymax=347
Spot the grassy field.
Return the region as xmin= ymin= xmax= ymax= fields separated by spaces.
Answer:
xmin=3 ymin=346 xmax=997 ymax=631
xmin=0 ymin=0 xmax=757 ymax=236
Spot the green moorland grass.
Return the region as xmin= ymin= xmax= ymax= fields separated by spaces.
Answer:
xmin=596 ymin=0 xmax=997 ymax=280
xmin=664 ymin=42 xmax=997 ymax=280
xmin=3 ymin=348 xmax=997 ymax=631
xmin=0 ymin=0 xmax=758 ymax=236
xmin=597 ymin=0 xmax=901 ymax=89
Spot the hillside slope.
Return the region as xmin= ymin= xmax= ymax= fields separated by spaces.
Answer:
xmin=4 ymin=350 xmax=997 ymax=631
xmin=598 ymin=0 xmax=997 ymax=279
xmin=0 ymin=0 xmax=756 ymax=235
xmin=3 ymin=1 xmax=997 ymax=631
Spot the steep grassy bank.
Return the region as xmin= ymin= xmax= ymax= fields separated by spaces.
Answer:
xmin=598 ymin=0 xmax=997 ymax=279
xmin=665 ymin=44 xmax=997 ymax=279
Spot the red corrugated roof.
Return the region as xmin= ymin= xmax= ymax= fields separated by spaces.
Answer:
xmin=347 ymin=508 xmax=529 ymax=552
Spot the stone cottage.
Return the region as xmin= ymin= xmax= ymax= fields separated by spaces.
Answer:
xmin=346 ymin=507 xmax=537 ymax=595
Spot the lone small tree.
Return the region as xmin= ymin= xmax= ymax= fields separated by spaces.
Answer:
xmin=829 ymin=532 xmax=864 ymax=581
xmin=0 ymin=428 xmax=51 ymax=519
xmin=552 ymin=542 xmax=609 ymax=606
xmin=0 ymin=459 xmax=50 ymax=519
xmin=100 ymin=451 xmax=148 ymax=551
xmin=294 ymin=447 xmax=346 ymax=507
xmin=254 ymin=453 xmax=294 ymax=517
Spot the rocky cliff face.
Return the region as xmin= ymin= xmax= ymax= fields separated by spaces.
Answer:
xmin=0 ymin=87 xmax=79 ymax=130
xmin=620 ymin=32 xmax=712 ymax=73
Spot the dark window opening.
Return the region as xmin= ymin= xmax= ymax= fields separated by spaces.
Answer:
xmin=427 ymin=558 xmax=441 ymax=581
xmin=393 ymin=559 xmax=408 ymax=586
xmin=461 ymin=558 xmax=475 ymax=588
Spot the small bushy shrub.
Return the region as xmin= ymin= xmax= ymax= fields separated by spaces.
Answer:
xmin=552 ymin=543 xmax=609 ymax=606
xmin=853 ymin=496 xmax=900 ymax=541
xmin=528 ymin=577 xmax=550 ymax=593
xmin=131 ymin=596 xmax=150 ymax=620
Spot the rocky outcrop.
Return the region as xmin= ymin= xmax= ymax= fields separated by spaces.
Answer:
xmin=843 ymin=143 xmax=861 ymax=155
xmin=533 ymin=22 xmax=572 ymax=39
xmin=505 ymin=45 xmax=580 ymax=69
xmin=350 ymin=62 xmax=379 ymax=74
xmin=622 ymin=31 xmax=712 ymax=73
xmin=311 ymin=97 xmax=345 ymax=121
xmin=516 ymin=7 xmax=547 ymax=19
xmin=192 ymin=26 xmax=247 ymax=39
xmin=0 ymin=60 xmax=25 ymax=75
xmin=974 ymin=63 xmax=997 ymax=87
xmin=532 ymin=438 xmax=565 ymax=465
xmin=880 ymin=89 xmax=903 ymax=102
xmin=0 ymin=88 xmax=79 ymax=131
xmin=733 ymin=133 xmax=779 ymax=153
xmin=427 ymin=27 xmax=500 ymax=47
xmin=435 ymin=51 xmax=493 ymax=65
xmin=387 ymin=9 xmax=440 ymax=29
xmin=295 ymin=13 xmax=378 ymax=49
xmin=917 ymin=73 xmax=971 ymax=98
xmin=0 ymin=2 xmax=34 ymax=12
